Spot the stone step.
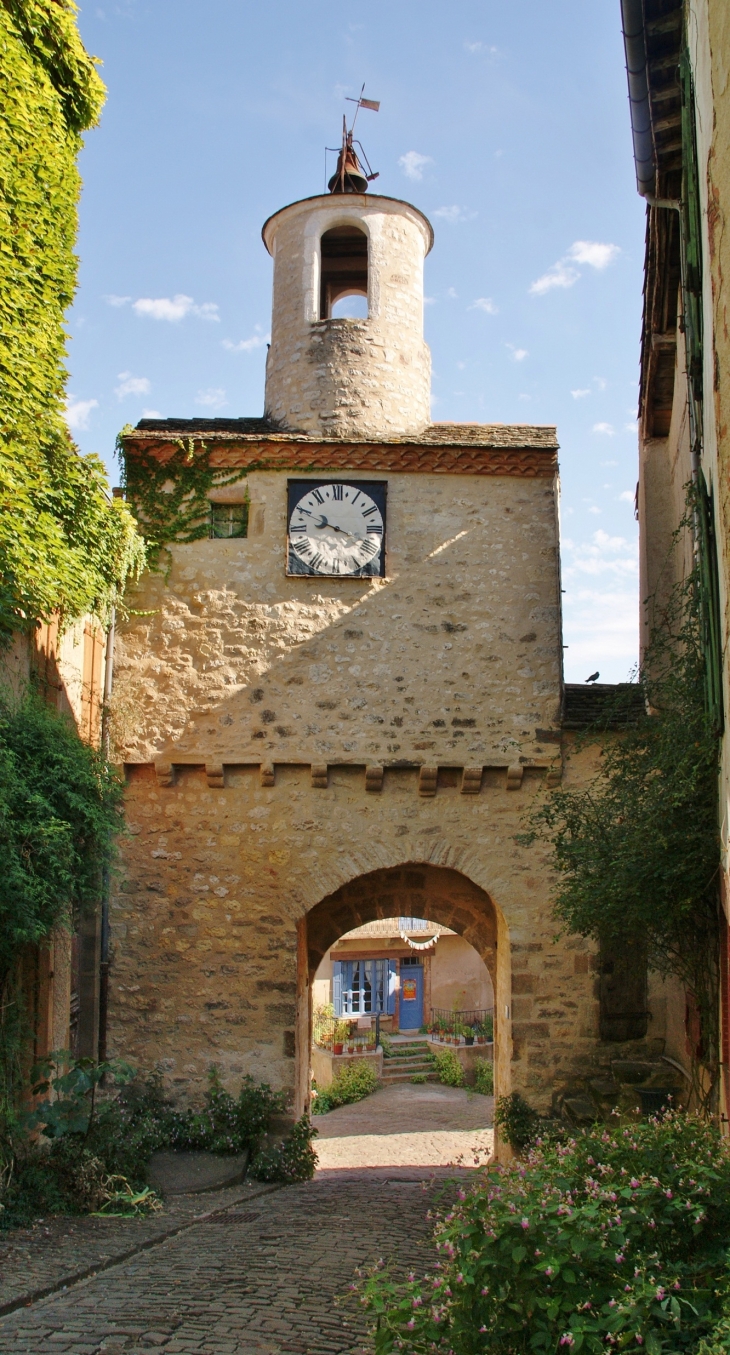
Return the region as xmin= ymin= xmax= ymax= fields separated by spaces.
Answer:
xmin=382 ymin=1062 xmax=435 ymax=1078
xmin=381 ymin=1069 xmax=439 ymax=1084
xmin=382 ymin=1055 xmax=434 ymax=1068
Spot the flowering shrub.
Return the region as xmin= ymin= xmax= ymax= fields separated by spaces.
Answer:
xmin=357 ymin=1110 xmax=730 ymax=1353
xmin=473 ymin=1060 xmax=494 ymax=1097
xmin=311 ymin=1060 xmax=379 ymax=1114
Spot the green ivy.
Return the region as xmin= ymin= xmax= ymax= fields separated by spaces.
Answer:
xmin=119 ymin=432 xmax=248 ymax=568
xmin=0 ymin=688 xmax=124 ymax=1114
xmin=0 ymin=2 xmax=144 ymax=635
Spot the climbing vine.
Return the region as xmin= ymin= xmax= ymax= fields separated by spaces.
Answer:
xmin=0 ymin=1 xmax=144 ymax=636
xmin=119 ymin=432 xmax=247 ymax=567
xmin=523 ymin=570 xmax=721 ymax=1112
xmin=0 ymin=687 xmax=124 ymax=1119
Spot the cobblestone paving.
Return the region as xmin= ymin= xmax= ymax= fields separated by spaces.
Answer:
xmin=315 ymin=1083 xmax=494 ymax=1171
xmin=0 ymin=1176 xmax=443 ymax=1355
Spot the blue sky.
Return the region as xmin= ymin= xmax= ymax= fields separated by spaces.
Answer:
xmin=68 ymin=0 xmax=644 ymax=683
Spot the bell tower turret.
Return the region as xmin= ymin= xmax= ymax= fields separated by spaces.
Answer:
xmin=262 ymin=193 xmax=433 ymax=439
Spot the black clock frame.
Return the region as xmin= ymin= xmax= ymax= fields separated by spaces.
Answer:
xmin=286 ymin=479 xmax=387 ymax=578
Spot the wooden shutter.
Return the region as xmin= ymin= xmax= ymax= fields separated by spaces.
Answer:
xmin=387 ymin=959 xmax=397 ymax=1015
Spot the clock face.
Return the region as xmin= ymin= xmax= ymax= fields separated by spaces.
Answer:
xmin=287 ymin=480 xmax=386 ymax=577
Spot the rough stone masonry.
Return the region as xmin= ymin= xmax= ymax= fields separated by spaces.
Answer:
xmin=108 ymin=186 xmax=683 ymax=1135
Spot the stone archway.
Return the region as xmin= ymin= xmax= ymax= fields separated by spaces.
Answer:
xmin=295 ymin=863 xmax=506 ymax=1117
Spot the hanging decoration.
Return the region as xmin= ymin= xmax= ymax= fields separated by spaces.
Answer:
xmin=400 ymin=931 xmax=439 ymax=951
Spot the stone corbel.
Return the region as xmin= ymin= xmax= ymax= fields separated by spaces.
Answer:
xmin=365 ymin=765 xmax=384 ymax=793
xmin=545 ymin=765 xmax=562 ymax=788
xmin=205 ymin=763 xmax=225 ymax=789
xmin=260 ymin=762 xmax=275 ymax=787
xmin=506 ymin=763 xmax=524 ymax=791
xmin=311 ymin=764 xmax=328 ymax=789
xmin=460 ymin=766 xmax=483 ymax=795
xmin=418 ymin=766 xmax=438 ymax=797
xmin=154 ymin=760 xmax=174 ymax=788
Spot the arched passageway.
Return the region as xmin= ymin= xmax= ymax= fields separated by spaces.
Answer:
xmin=295 ymin=864 xmax=504 ymax=1116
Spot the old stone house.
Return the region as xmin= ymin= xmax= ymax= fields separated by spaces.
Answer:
xmin=108 ymin=173 xmax=689 ymax=1137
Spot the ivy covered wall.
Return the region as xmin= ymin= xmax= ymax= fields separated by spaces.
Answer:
xmin=0 ymin=0 xmax=143 ymax=637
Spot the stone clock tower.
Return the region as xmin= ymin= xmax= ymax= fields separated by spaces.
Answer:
xmin=110 ymin=176 xmax=630 ymax=1136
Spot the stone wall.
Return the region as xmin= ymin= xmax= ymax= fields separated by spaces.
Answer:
xmin=263 ymin=195 xmax=432 ymax=438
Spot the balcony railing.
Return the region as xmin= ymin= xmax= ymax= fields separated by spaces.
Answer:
xmin=428 ymin=1007 xmax=493 ymax=1044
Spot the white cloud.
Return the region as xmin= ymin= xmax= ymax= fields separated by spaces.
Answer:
xmin=132 ymin=294 xmax=219 ymax=322
xmin=399 ymin=151 xmax=433 ymax=181
xmin=561 ymin=529 xmax=639 ymax=681
xmin=594 ymin=376 xmax=608 ymax=391
xmin=601 ymin=460 xmax=618 ymax=467
xmin=530 ymin=261 xmax=580 ymax=295
xmin=568 ymin=240 xmax=621 ymax=271
xmin=620 ymin=490 xmax=635 ymax=503
xmin=222 ymin=330 xmax=270 ymax=353
xmin=446 ymin=287 xmax=458 ymax=299
xmin=470 ymin=297 xmax=498 ymax=314
xmin=103 ymin=294 xmax=131 ymax=307
xmin=506 ymin=343 xmax=528 ymax=362
xmin=530 ymin=241 xmax=620 ymax=297
xmin=624 ymin=420 xmax=639 ymax=433
xmin=433 ymin=205 xmax=476 ymax=224
xmin=424 ymin=295 xmax=436 ymax=305
xmin=65 ymin=396 xmax=98 ymax=430
xmin=588 ymin=506 xmax=601 ymax=515
xmin=518 ymin=393 xmax=532 ymax=402
xmin=464 ymin=40 xmax=499 ymax=55
xmin=142 ymin=408 xmax=162 ymax=418
xmin=592 ymin=422 xmax=615 ymax=436
xmin=571 ymin=388 xmax=591 ymax=400
xmin=115 ymin=372 xmax=151 ymax=400
xmin=196 ymin=387 xmax=227 ymax=408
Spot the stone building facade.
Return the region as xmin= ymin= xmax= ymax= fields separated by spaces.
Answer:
xmin=110 ymin=186 xmax=687 ymax=1135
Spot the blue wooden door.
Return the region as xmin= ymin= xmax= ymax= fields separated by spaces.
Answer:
xmin=399 ymin=964 xmax=423 ymax=1029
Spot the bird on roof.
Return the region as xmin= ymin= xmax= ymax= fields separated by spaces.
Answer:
xmin=585 ymin=671 xmax=600 ymax=683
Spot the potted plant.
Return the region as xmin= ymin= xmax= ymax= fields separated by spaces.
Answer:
xmin=465 ymin=1027 xmax=475 ymax=1046
xmin=333 ymin=1019 xmax=349 ymax=1055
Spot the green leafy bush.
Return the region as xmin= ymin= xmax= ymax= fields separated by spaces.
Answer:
xmin=411 ymin=1074 xmax=427 ymax=1085
xmin=250 ymin=1115 xmax=318 ymax=1184
xmin=494 ymin=1091 xmax=541 ymax=1150
xmin=358 ymin=1110 xmax=730 ymax=1354
xmin=433 ymin=1048 xmax=465 ymax=1088
xmin=1 ymin=1058 xmax=291 ymax=1226
xmin=312 ymin=1060 xmax=379 ymax=1114
xmin=473 ymin=1059 xmax=494 ymax=1096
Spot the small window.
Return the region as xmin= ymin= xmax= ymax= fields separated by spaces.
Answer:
xmin=319 ymin=225 xmax=368 ymax=319
xmin=400 ymin=956 xmax=422 ymax=967
xmin=209 ymin=501 xmax=249 ymax=539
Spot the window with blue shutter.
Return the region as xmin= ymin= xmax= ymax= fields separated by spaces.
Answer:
xmin=335 ymin=959 xmax=390 ymax=1014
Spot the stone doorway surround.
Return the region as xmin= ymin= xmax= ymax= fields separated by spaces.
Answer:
xmin=298 ymin=863 xmax=506 ymax=1118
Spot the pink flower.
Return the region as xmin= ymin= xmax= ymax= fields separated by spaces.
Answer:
xmin=480 ymin=1326 xmax=487 ymax=1333
xmin=545 ymin=1267 xmax=554 ymax=1277
xmin=665 ymin=1189 xmax=673 ymax=1199
xmin=630 ymin=1179 xmax=640 ymax=1188
xmin=656 ymin=1287 xmax=665 ymax=1300
xmin=406 ymin=1319 xmax=415 ymax=1329
xmin=456 ymin=1274 xmax=464 ymax=1285
xmin=521 ymin=1218 xmax=530 ymax=1230
xmin=481 ymin=1287 xmax=489 ymax=1295
xmin=636 ymin=1338 xmax=644 ymax=1346
xmin=560 ymin=1335 xmax=575 ymax=1347
xmin=615 ymin=1253 xmax=625 ymax=1263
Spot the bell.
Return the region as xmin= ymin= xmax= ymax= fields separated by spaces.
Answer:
xmin=328 ymin=134 xmax=369 ymax=194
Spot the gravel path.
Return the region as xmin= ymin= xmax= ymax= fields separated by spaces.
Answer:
xmin=315 ymin=1082 xmax=494 ymax=1171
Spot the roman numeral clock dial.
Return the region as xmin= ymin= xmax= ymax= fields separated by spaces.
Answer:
xmin=286 ymin=480 xmax=386 ymax=577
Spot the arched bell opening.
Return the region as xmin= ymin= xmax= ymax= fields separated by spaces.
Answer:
xmin=319 ymin=224 xmax=369 ymax=319
xmin=294 ymin=864 xmax=508 ymax=1120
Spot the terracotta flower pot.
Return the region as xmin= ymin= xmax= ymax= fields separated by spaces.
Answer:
xmin=333 ymin=1043 xmax=343 ymax=1055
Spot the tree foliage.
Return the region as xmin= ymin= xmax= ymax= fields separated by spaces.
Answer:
xmin=0 ymin=688 xmax=124 ymax=985
xmin=523 ymin=575 xmax=720 ymax=1107
xmin=0 ymin=1 xmax=143 ymax=635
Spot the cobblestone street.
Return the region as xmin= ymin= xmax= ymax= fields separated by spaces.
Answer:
xmin=0 ymin=1175 xmax=442 ymax=1355
xmin=0 ymin=1087 xmax=493 ymax=1354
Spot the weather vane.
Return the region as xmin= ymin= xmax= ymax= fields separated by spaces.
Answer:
xmin=326 ymin=84 xmax=380 ymax=194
